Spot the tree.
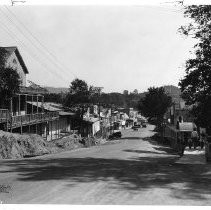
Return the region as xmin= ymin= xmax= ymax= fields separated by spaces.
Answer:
xmin=63 ymin=78 xmax=92 ymax=134
xmin=0 ymin=67 xmax=21 ymax=108
xmin=178 ymin=5 xmax=211 ymax=128
xmin=123 ymin=90 xmax=129 ymax=95
xmin=138 ymin=87 xmax=172 ymax=127
xmin=89 ymin=86 xmax=103 ymax=104
xmin=0 ymin=48 xmax=21 ymax=108
xmin=64 ymin=78 xmax=90 ymax=107
xmin=133 ymin=89 xmax=138 ymax=95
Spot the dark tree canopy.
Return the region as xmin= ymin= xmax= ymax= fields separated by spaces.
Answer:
xmin=0 ymin=48 xmax=8 ymax=68
xmin=0 ymin=48 xmax=21 ymax=107
xmin=64 ymin=78 xmax=145 ymax=110
xmin=123 ymin=90 xmax=129 ymax=95
xmin=178 ymin=5 xmax=211 ymax=127
xmin=0 ymin=67 xmax=21 ymax=107
xmin=64 ymin=78 xmax=90 ymax=107
xmin=138 ymin=87 xmax=172 ymax=125
xmin=43 ymin=93 xmax=65 ymax=104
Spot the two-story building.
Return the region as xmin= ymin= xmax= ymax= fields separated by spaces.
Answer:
xmin=0 ymin=46 xmax=60 ymax=140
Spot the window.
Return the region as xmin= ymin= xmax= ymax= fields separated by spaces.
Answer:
xmin=13 ymin=59 xmax=17 ymax=64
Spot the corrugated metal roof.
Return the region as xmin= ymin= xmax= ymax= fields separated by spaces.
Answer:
xmin=59 ymin=111 xmax=75 ymax=116
xmin=26 ymin=102 xmax=63 ymax=111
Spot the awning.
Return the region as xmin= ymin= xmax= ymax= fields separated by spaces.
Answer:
xmin=26 ymin=101 xmax=63 ymax=112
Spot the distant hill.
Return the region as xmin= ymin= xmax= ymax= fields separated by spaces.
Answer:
xmin=44 ymin=87 xmax=69 ymax=94
xmin=163 ymin=85 xmax=181 ymax=96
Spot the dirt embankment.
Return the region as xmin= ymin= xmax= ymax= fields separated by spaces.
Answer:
xmin=0 ymin=131 xmax=108 ymax=159
xmin=0 ymin=131 xmax=84 ymax=159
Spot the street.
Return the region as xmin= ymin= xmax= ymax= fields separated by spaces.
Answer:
xmin=1 ymin=125 xmax=211 ymax=205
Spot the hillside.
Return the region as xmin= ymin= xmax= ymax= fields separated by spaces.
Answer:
xmin=44 ymin=86 xmax=69 ymax=94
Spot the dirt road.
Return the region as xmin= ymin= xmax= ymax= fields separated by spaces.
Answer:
xmin=1 ymin=125 xmax=211 ymax=205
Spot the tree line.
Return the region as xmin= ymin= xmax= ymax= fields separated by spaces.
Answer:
xmin=179 ymin=5 xmax=211 ymax=131
xmin=44 ymin=79 xmax=147 ymax=110
xmin=45 ymin=79 xmax=172 ymax=129
xmin=0 ymin=48 xmax=21 ymax=109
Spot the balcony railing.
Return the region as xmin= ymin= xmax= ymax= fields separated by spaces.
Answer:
xmin=10 ymin=112 xmax=59 ymax=128
xmin=0 ymin=109 xmax=9 ymax=123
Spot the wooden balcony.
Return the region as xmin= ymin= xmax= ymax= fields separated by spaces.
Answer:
xmin=10 ymin=112 xmax=59 ymax=128
xmin=0 ymin=109 xmax=9 ymax=123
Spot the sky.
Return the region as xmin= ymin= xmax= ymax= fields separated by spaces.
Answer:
xmin=0 ymin=0 xmax=197 ymax=93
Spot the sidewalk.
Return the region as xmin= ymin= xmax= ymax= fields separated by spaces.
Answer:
xmin=176 ymin=148 xmax=206 ymax=164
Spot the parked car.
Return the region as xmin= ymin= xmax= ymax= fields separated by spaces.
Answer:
xmin=205 ymin=136 xmax=211 ymax=161
xmin=142 ymin=122 xmax=147 ymax=128
xmin=108 ymin=130 xmax=122 ymax=140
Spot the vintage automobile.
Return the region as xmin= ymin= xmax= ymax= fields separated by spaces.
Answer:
xmin=108 ymin=130 xmax=122 ymax=140
xmin=142 ymin=122 xmax=147 ymax=128
xmin=205 ymin=136 xmax=211 ymax=161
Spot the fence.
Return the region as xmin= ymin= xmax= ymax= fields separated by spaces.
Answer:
xmin=164 ymin=124 xmax=182 ymax=150
xmin=10 ymin=112 xmax=59 ymax=128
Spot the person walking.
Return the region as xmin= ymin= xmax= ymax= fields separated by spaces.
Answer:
xmin=121 ymin=120 xmax=126 ymax=129
xmin=188 ymin=137 xmax=192 ymax=149
xmin=200 ymin=131 xmax=207 ymax=149
xmin=180 ymin=133 xmax=188 ymax=156
xmin=191 ymin=128 xmax=199 ymax=149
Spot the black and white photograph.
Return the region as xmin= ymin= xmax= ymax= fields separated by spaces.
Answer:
xmin=0 ymin=0 xmax=211 ymax=206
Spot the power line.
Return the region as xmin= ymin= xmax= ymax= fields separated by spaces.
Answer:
xmin=0 ymin=9 xmax=74 ymax=84
xmin=0 ymin=14 xmax=68 ymax=84
xmin=1 ymin=7 xmax=77 ymax=82
xmin=4 ymin=5 xmax=77 ymax=78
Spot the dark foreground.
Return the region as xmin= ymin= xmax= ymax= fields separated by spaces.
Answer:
xmin=0 ymin=125 xmax=211 ymax=205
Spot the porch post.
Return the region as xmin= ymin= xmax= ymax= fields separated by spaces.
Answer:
xmin=25 ymin=94 xmax=27 ymax=114
xmin=18 ymin=94 xmax=21 ymax=115
xmin=58 ymin=119 xmax=60 ymax=138
xmin=10 ymin=98 xmax=13 ymax=133
xmin=10 ymin=97 xmax=13 ymax=115
xmin=31 ymin=95 xmax=33 ymax=115
xmin=51 ymin=120 xmax=52 ymax=140
xmin=56 ymin=119 xmax=58 ymax=139
xmin=42 ymin=96 xmax=44 ymax=113
xmin=46 ymin=122 xmax=48 ymax=140
xmin=36 ymin=95 xmax=39 ymax=114
xmin=20 ymin=116 xmax=23 ymax=134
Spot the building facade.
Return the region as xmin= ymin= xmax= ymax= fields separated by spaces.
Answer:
xmin=0 ymin=46 xmax=60 ymax=139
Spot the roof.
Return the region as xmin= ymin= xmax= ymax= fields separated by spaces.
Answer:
xmin=26 ymin=102 xmax=63 ymax=112
xmin=1 ymin=46 xmax=29 ymax=74
xmin=59 ymin=111 xmax=76 ymax=116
